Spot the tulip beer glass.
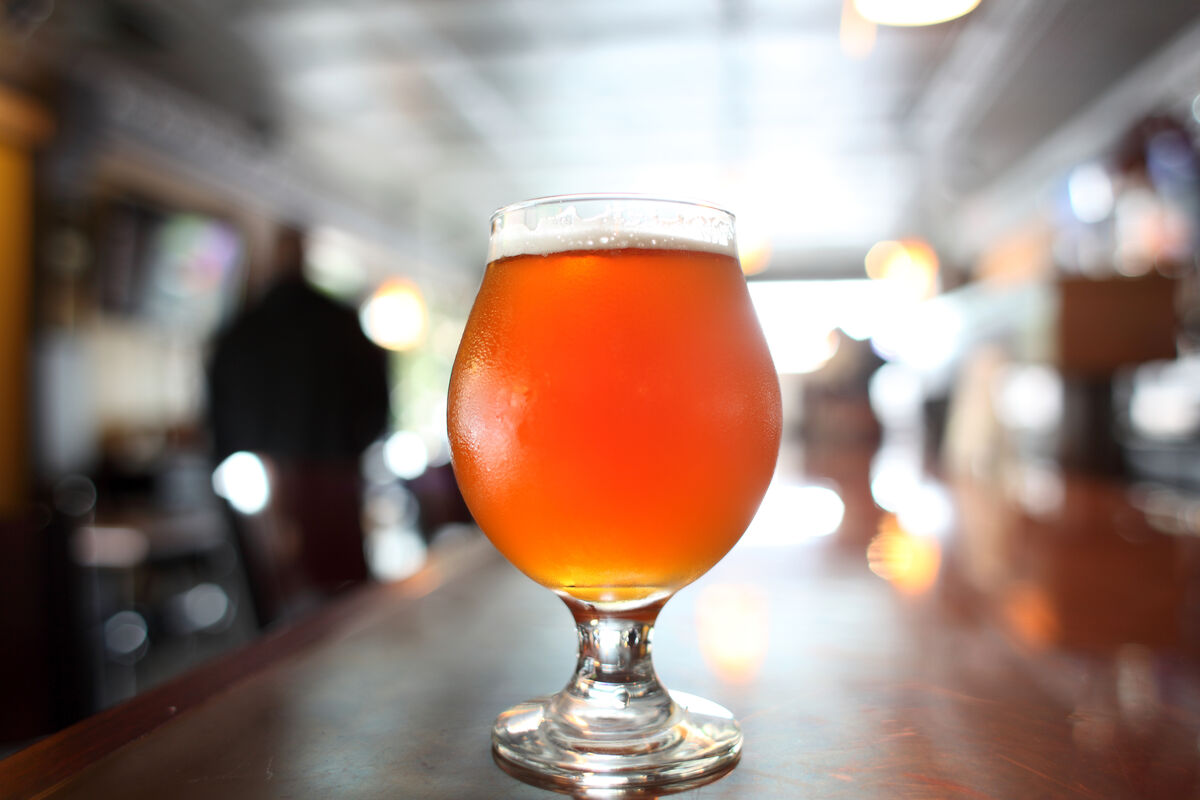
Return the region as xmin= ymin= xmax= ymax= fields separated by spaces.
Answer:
xmin=448 ymin=195 xmax=781 ymax=791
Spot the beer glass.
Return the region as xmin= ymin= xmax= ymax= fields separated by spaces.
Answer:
xmin=448 ymin=195 xmax=781 ymax=792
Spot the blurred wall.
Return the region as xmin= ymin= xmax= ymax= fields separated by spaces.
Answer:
xmin=0 ymin=85 xmax=51 ymax=515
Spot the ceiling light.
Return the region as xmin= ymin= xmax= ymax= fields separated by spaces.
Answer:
xmin=864 ymin=238 xmax=939 ymax=299
xmin=360 ymin=279 xmax=427 ymax=351
xmin=853 ymin=0 xmax=980 ymax=27
xmin=840 ymin=0 xmax=877 ymax=59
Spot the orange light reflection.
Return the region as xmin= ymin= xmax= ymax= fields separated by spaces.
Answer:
xmin=866 ymin=514 xmax=942 ymax=595
xmin=1001 ymin=581 xmax=1060 ymax=650
xmin=695 ymin=584 xmax=770 ymax=684
xmin=864 ymin=238 xmax=939 ymax=300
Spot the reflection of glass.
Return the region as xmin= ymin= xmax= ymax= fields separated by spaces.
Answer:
xmin=696 ymin=584 xmax=770 ymax=684
xmin=867 ymin=513 xmax=942 ymax=596
xmin=448 ymin=195 xmax=782 ymax=792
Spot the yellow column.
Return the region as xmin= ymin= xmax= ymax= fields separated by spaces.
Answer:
xmin=0 ymin=86 xmax=51 ymax=516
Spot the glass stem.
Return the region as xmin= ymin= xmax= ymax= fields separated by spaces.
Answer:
xmin=550 ymin=598 xmax=678 ymax=742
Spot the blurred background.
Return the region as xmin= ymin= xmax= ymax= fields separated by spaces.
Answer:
xmin=3 ymin=0 xmax=1200 ymax=758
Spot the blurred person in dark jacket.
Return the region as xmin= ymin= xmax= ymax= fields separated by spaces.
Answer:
xmin=208 ymin=226 xmax=389 ymax=625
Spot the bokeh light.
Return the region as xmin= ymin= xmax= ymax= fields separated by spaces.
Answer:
xmin=211 ymin=451 xmax=271 ymax=515
xmin=181 ymin=583 xmax=231 ymax=631
xmin=737 ymin=230 xmax=772 ymax=276
xmin=1002 ymin=582 xmax=1060 ymax=649
xmin=696 ymin=584 xmax=770 ymax=684
xmin=994 ymin=364 xmax=1064 ymax=435
xmin=359 ymin=278 xmax=427 ymax=351
xmin=1128 ymin=357 xmax=1200 ymax=441
xmin=854 ymin=0 xmax=980 ymax=27
xmin=864 ymin=238 xmax=939 ymax=300
xmin=306 ymin=227 xmax=368 ymax=299
xmin=383 ymin=430 xmax=430 ymax=480
xmin=70 ymin=526 xmax=149 ymax=568
xmin=867 ymin=514 xmax=942 ymax=595
xmin=104 ymin=610 xmax=150 ymax=665
xmin=1067 ymin=163 xmax=1115 ymax=224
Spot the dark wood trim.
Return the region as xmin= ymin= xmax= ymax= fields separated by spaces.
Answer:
xmin=0 ymin=85 xmax=53 ymax=148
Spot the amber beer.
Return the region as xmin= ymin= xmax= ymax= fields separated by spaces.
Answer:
xmin=449 ymin=236 xmax=781 ymax=604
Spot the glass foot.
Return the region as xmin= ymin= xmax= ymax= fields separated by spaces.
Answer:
xmin=493 ymin=690 xmax=742 ymax=793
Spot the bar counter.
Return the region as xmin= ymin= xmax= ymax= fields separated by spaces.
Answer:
xmin=3 ymin=447 xmax=1200 ymax=799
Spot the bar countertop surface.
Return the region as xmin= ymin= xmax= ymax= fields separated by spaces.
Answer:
xmin=3 ymin=444 xmax=1200 ymax=799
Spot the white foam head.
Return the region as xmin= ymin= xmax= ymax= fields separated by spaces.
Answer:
xmin=488 ymin=195 xmax=737 ymax=262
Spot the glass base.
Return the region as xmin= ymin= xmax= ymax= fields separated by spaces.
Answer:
xmin=493 ymin=690 xmax=742 ymax=793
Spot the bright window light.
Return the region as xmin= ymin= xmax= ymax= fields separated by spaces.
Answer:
xmin=747 ymin=280 xmax=902 ymax=374
xmin=741 ymin=482 xmax=846 ymax=547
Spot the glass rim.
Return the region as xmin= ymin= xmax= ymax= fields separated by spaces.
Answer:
xmin=489 ymin=193 xmax=735 ymax=224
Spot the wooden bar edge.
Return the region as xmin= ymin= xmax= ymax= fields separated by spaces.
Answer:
xmin=0 ymin=536 xmax=497 ymax=800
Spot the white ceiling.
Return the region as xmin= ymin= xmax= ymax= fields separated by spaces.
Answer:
xmin=238 ymin=0 xmax=962 ymax=276
xmin=23 ymin=0 xmax=1200 ymax=284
